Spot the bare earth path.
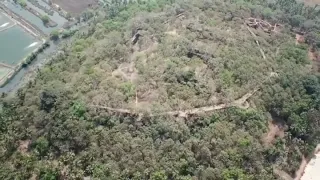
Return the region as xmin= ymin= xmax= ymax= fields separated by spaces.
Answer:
xmin=90 ymin=79 xmax=268 ymax=118
xmin=91 ymin=70 xmax=278 ymax=118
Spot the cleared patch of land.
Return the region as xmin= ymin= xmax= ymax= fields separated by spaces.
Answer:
xmin=304 ymin=0 xmax=320 ymax=5
xmin=51 ymin=0 xmax=98 ymax=14
xmin=263 ymin=120 xmax=285 ymax=146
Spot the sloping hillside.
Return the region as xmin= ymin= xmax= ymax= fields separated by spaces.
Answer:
xmin=0 ymin=0 xmax=320 ymax=179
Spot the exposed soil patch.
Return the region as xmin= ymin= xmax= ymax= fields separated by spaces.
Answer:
xmin=60 ymin=165 xmax=69 ymax=179
xmin=165 ymin=29 xmax=179 ymax=36
xmin=274 ymin=168 xmax=294 ymax=180
xmin=52 ymin=0 xmax=98 ymax=15
xmin=296 ymin=34 xmax=305 ymax=45
xmin=304 ymin=0 xmax=320 ymax=5
xmin=29 ymin=174 xmax=37 ymax=180
xmin=308 ymin=47 xmax=318 ymax=61
xmin=308 ymin=47 xmax=320 ymax=72
xmin=295 ymin=155 xmax=308 ymax=180
xmin=112 ymin=63 xmax=138 ymax=82
xmin=263 ymin=120 xmax=285 ymax=146
xmin=18 ymin=140 xmax=31 ymax=154
xmin=91 ymin=83 xmax=264 ymax=118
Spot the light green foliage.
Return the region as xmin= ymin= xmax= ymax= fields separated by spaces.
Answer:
xmin=222 ymin=168 xmax=252 ymax=180
xmin=35 ymin=137 xmax=49 ymax=156
xmin=221 ymin=70 xmax=235 ymax=88
xmin=72 ymin=39 xmax=88 ymax=52
xmin=88 ymin=163 xmax=111 ymax=179
xmin=17 ymin=0 xmax=27 ymax=7
xmin=0 ymin=0 xmax=320 ymax=179
xmin=120 ymin=82 xmax=136 ymax=99
xmin=61 ymin=29 xmax=78 ymax=39
xmin=50 ymin=30 xmax=59 ymax=41
xmin=39 ymin=166 xmax=59 ymax=180
xmin=151 ymin=171 xmax=167 ymax=180
xmin=278 ymin=44 xmax=308 ymax=64
xmin=103 ymin=19 xmax=122 ymax=32
xmin=72 ymin=101 xmax=86 ymax=118
xmin=41 ymin=15 xmax=50 ymax=24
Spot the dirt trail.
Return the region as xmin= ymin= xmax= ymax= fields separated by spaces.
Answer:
xmin=91 ymin=88 xmax=257 ymax=118
xmin=91 ymin=77 xmax=272 ymax=118
xmin=91 ymin=72 xmax=277 ymax=118
xmin=274 ymin=168 xmax=294 ymax=180
xmin=295 ymin=33 xmax=319 ymax=71
xmin=149 ymin=87 xmax=259 ymax=117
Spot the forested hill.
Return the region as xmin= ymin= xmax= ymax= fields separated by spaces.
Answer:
xmin=1 ymin=0 xmax=320 ymax=179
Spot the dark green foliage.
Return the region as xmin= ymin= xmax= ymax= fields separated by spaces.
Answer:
xmin=41 ymin=15 xmax=50 ymax=25
xmin=39 ymin=166 xmax=59 ymax=180
xmin=61 ymin=29 xmax=78 ymax=39
xmin=50 ymin=30 xmax=60 ymax=41
xmin=71 ymin=101 xmax=86 ymax=119
xmin=262 ymin=74 xmax=320 ymax=156
xmin=40 ymin=90 xmax=57 ymax=112
xmin=278 ymin=44 xmax=308 ymax=64
xmin=0 ymin=0 xmax=320 ymax=179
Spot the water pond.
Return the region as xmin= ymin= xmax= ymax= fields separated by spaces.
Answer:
xmin=3 ymin=0 xmax=67 ymax=34
xmin=0 ymin=25 xmax=40 ymax=65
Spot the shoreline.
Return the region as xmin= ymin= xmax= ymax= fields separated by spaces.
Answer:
xmin=0 ymin=21 xmax=16 ymax=32
xmin=0 ymin=1 xmax=90 ymax=92
xmin=0 ymin=39 xmax=46 ymax=88
xmin=0 ymin=3 xmax=45 ymax=38
xmin=0 ymin=9 xmax=39 ymax=37
xmin=0 ymin=5 xmax=47 ymax=87
xmin=1 ymin=11 xmax=38 ymax=37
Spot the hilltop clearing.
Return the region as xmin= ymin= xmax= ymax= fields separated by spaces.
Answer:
xmin=0 ymin=0 xmax=320 ymax=179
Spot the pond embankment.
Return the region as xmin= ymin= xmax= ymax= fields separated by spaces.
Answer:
xmin=0 ymin=3 xmax=45 ymax=37
xmin=0 ymin=39 xmax=49 ymax=88
xmin=0 ymin=0 xmax=88 ymax=92
xmin=0 ymin=3 xmax=48 ymax=87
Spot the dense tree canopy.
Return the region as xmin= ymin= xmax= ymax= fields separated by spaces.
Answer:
xmin=1 ymin=0 xmax=320 ymax=179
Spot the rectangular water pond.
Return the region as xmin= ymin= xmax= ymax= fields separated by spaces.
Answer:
xmin=0 ymin=66 xmax=12 ymax=77
xmin=0 ymin=25 xmax=41 ymax=66
xmin=4 ymin=2 xmax=64 ymax=34
xmin=0 ymin=12 xmax=15 ymax=31
xmin=0 ymin=65 xmax=13 ymax=86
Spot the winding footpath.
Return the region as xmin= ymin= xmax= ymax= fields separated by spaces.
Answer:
xmin=91 ymin=73 xmax=276 ymax=118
